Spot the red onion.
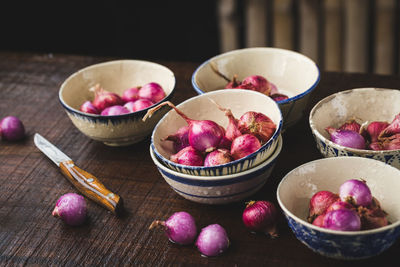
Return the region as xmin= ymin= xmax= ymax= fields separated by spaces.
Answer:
xmin=366 ymin=121 xmax=389 ymax=142
xmin=312 ymin=214 xmax=326 ymax=227
xmin=195 ymin=224 xmax=229 ymax=257
xmin=323 ymin=209 xmax=361 ymax=231
xmin=138 ymin=82 xmax=166 ymax=103
xmin=0 ymin=116 xmax=25 ymax=141
xmin=144 ymin=101 xmax=224 ymax=152
xmin=238 ymin=111 xmax=276 ymax=143
xmin=163 ymin=125 xmax=190 ymax=153
xmin=224 ymin=75 xmax=240 ymax=89
xmin=379 ymin=113 xmax=400 ymax=138
xmin=52 ymin=193 xmax=87 ymax=226
xmin=242 ymin=200 xmax=278 ymax=237
xmin=124 ymin=99 xmax=154 ymax=112
xmin=326 ymin=201 xmax=354 ymax=212
xmin=238 ymin=75 xmax=270 ymax=95
xmin=149 ymin=211 xmax=197 ymax=245
xmin=339 ymin=119 xmax=361 ymax=133
xmin=270 ymin=93 xmax=289 ymax=102
xmin=325 ymin=127 xmax=366 ymax=149
xmin=170 ymin=146 xmax=204 ymax=166
xmin=307 ymin=191 xmax=339 ymax=222
xmin=230 ymin=134 xmax=261 ymax=160
xmin=339 ymin=179 xmax=372 ymax=207
xmin=100 ymin=105 xmax=130 ymax=116
xmin=204 ymin=149 xmax=232 ymax=167
xmin=121 ymin=87 xmax=140 ymax=103
xmin=91 ymin=84 xmax=123 ymax=111
xmin=80 ymin=101 xmax=100 ymax=114
xmin=213 ymin=102 xmax=242 ymax=142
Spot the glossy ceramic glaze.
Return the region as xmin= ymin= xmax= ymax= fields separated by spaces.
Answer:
xmin=59 ymin=60 xmax=176 ymax=146
xmin=309 ymin=88 xmax=400 ymax=169
xmin=277 ymin=157 xmax=400 ymax=260
xmin=191 ymin=47 xmax=320 ymax=128
xmin=151 ymin=89 xmax=282 ymax=176
xmin=151 ymin=135 xmax=282 ymax=204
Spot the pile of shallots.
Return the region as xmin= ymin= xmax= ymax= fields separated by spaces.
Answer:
xmin=143 ymin=101 xmax=277 ymax=167
xmin=308 ymin=179 xmax=389 ymax=231
xmin=79 ymin=82 xmax=166 ymax=115
xmin=325 ymin=113 xmax=400 ymax=150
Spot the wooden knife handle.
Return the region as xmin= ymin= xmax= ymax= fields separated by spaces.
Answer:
xmin=59 ymin=160 xmax=123 ymax=215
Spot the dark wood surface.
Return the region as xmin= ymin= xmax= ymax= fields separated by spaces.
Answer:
xmin=1 ymin=51 xmax=400 ymax=267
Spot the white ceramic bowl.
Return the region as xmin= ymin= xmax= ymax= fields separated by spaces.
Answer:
xmin=191 ymin=47 xmax=320 ymax=128
xmin=277 ymin=157 xmax=400 ymax=260
xmin=59 ymin=60 xmax=176 ymax=146
xmin=151 ymin=89 xmax=283 ymax=176
xmin=309 ymin=87 xmax=400 ymax=169
xmin=151 ymin=135 xmax=282 ymax=204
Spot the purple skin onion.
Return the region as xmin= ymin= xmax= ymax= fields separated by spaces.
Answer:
xmin=323 ymin=209 xmax=361 ymax=231
xmin=204 ymin=149 xmax=232 ymax=167
xmin=52 ymin=193 xmax=87 ymax=226
xmin=230 ymin=134 xmax=261 ymax=160
xmin=325 ymin=127 xmax=366 ymax=149
xmin=100 ymin=105 xmax=130 ymax=116
xmin=307 ymin=191 xmax=339 ymax=222
xmin=339 ymin=179 xmax=372 ymax=207
xmin=80 ymin=101 xmax=100 ymax=114
xmin=138 ymin=82 xmax=166 ymax=103
xmin=326 ymin=201 xmax=355 ymax=212
xmin=149 ymin=211 xmax=197 ymax=245
xmin=238 ymin=75 xmax=270 ymax=95
xmin=124 ymin=99 xmax=154 ymax=112
xmin=122 ymin=87 xmax=140 ymax=103
xmin=195 ymin=224 xmax=229 ymax=257
xmin=0 ymin=116 xmax=25 ymax=141
xmin=163 ymin=125 xmax=190 ymax=153
xmin=242 ymin=200 xmax=278 ymax=237
xmin=238 ymin=111 xmax=276 ymax=143
xmin=170 ymin=146 xmax=204 ymax=166
xmin=379 ymin=113 xmax=400 ymax=138
xmin=91 ymin=84 xmax=123 ymax=111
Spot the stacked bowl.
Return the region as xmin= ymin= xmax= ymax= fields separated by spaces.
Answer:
xmin=149 ymin=89 xmax=283 ymax=204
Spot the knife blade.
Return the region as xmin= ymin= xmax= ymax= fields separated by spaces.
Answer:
xmin=34 ymin=133 xmax=123 ymax=215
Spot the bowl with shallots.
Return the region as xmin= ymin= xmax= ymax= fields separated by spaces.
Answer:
xmin=59 ymin=59 xmax=176 ymax=146
xmin=147 ymin=89 xmax=283 ymax=176
xmin=277 ymin=156 xmax=400 ymax=260
xmin=309 ymin=87 xmax=400 ymax=169
xmin=191 ymin=47 xmax=320 ymax=129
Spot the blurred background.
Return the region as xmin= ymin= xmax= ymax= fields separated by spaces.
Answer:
xmin=1 ymin=0 xmax=399 ymax=75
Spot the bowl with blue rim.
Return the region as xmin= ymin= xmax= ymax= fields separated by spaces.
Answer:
xmin=59 ymin=59 xmax=176 ymax=146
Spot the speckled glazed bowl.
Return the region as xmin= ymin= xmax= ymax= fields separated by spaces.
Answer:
xmin=277 ymin=157 xmax=400 ymax=260
xmin=191 ymin=47 xmax=320 ymax=128
xmin=59 ymin=60 xmax=175 ymax=146
xmin=151 ymin=89 xmax=283 ymax=176
xmin=151 ymin=135 xmax=282 ymax=204
xmin=309 ymin=87 xmax=400 ymax=169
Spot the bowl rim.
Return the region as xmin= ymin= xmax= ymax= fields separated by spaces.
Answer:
xmin=191 ymin=47 xmax=321 ymax=105
xmin=151 ymin=89 xmax=283 ymax=171
xmin=150 ymin=134 xmax=283 ymax=181
xmin=309 ymin=87 xmax=400 ymax=154
xmin=277 ymin=156 xmax=400 ymax=236
xmin=58 ymin=59 xmax=176 ymax=119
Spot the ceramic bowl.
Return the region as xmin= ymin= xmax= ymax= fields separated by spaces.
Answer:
xmin=151 ymin=135 xmax=282 ymax=204
xmin=59 ymin=60 xmax=176 ymax=146
xmin=277 ymin=157 xmax=400 ymax=260
xmin=309 ymin=87 xmax=400 ymax=169
xmin=191 ymin=47 xmax=320 ymax=128
xmin=151 ymin=89 xmax=283 ymax=176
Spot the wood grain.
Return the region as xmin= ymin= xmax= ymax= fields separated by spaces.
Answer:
xmin=0 ymin=51 xmax=399 ymax=266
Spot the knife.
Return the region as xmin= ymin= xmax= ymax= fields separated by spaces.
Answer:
xmin=34 ymin=133 xmax=123 ymax=215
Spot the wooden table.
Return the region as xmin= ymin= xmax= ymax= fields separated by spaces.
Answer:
xmin=1 ymin=51 xmax=399 ymax=266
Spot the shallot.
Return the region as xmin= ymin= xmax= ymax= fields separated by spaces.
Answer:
xmin=163 ymin=125 xmax=190 ymax=152
xmin=242 ymin=200 xmax=278 ymax=237
xmin=307 ymin=191 xmax=339 ymax=222
xmin=0 ymin=116 xmax=25 ymax=141
xmin=230 ymin=134 xmax=261 ymax=160
xmin=100 ymin=105 xmax=130 ymax=116
xmin=121 ymin=87 xmax=140 ymax=102
xmin=238 ymin=111 xmax=276 ymax=143
xmin=366 ymin=121 xmax=389 ymax=142
xmin=138 ymin=82 xmax=166 ymax=103
xmin=143 ymin=101 xmax=224 ymax=152
xmin=124 ymin=99 xmax=154 ymax=112
xmin=52 ymin=193 xmax=87 ymax=226
xmin=238 ymin=75 xmax=270 ymax=95
xmin=80 ymin=101 xmax=100 ymax=114
xmin=91 ymin=84 xmax=123 ymax=111
xmin=170 ymin=146 xmax=204 ymax=166
xmin=339 ymin=179 xmax=372 ymax=207
xmin=379 ymin=113 xmax=400 ymax=138
xmin=149 ymin=211 xmax=197 ymax=245
xmin=323 ymin=209 xmax=361 ymax=231
xmin=195 ymin=224 xmax=229 ymax=257
xmin=339 ymin=119 xmax=361 ymax=133
xmin=325 ymin=127 xmax=366 ymax=149
xmin=204 ymin=149 xmax=232 ymax=167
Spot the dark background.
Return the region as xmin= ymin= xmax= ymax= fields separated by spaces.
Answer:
xmin=0 ymin=1 xmax=220 ymax=62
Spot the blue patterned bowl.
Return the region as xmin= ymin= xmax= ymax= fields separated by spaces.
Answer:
xmin=277 ymin=157 xmax=400 ymax=260
xmin=151 ymin=135 xmax=282 ymax=204
xmin=151 ymin=89 xmax=283 ymax=176
xmin=309 ymin=87 xmax=400 ymax=169
xmin=59 ymin=60 xmax=176 ymax=146
xmin=191 ymin=47 xmax=320 ymax=128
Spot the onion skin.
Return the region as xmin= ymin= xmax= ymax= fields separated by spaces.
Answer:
xmin=121 ymin=87 xmax=140 ymax=103
xmin=366 ymin=121 xmax=389 ymax=143
xmin=379 ymin=113 xmax=400 ymax=138
xmin=339 ymin=179 xmax=372 ymax=207
xmin=307 ymin=191 xmax=339 ymax=222
xmin=195 ymin=224 xmax=229 ymax=257
xmin=270 ymin=93 xmax=288 ymax=102
xmin=52 ymin=193 xmax=87 ymax=226
xmin=149 ymin=211 xmax=197 ymax=245
xmin=339 ymin=119 xmax=361 ymax=133
xmin=170 ymin=146 xmax=204 ymax=166
xmin=80 ymin=101 xmax=100 ymax=114
xmin=242 ymin=200 xmax=278 ymax=237
xmin=0 ymin=116 xmax=25 ymax=141
xmin=100 ymin=105 xmax=130 ymax=116
xmin=138 ymin=82 xmax=166 ymax=103
xmin=230 ymin=134 xmax=261 ymax=160
xmin=238 ymin=111 xmax=276 ymax=143
xmin=204 ymin=149 xmax=232 ymax=167
xmin=323 ymin=209 xmax=361 ymax=231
